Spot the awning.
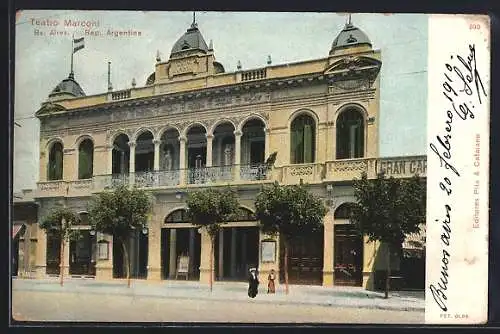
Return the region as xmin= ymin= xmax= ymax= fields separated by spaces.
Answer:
xmin=12 ymin=224 xmax=26 ymax=239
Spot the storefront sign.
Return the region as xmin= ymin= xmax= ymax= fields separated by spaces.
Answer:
xmin=377 ymin=158 xmax=427 ymax=177
xmin=97 ymin=240 xmax=109 ymax=260
xmin=261 ymin=240 xmax=276 ymax=263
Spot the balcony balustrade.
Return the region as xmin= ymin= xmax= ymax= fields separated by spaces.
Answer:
xmin=34 ymin=156 xmax=426 ymax=198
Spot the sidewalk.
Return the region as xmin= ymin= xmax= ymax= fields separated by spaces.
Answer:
xmin=12 ymin=277 xmax=424 ymax=312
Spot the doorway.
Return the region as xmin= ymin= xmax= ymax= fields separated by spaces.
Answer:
xmin=279 ymin=228 xmax=324 ymax=285
xmin=334 ymin=224 xmax=363 ymax=286
xmin=161 ymin=227 xmax=201 ymax=280
xmin=113 ymin=231 xmax=148 ymax=279
xmin=46 ymin=233 xmax=61 ymax=275
xmin=69 ymin=231 xmax=96 ymax=276
xmin=214 ymin=227 xmax=259 ymax=281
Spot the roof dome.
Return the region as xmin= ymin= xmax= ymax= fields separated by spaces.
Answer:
xmin=170 ymin=22 xmax=209 ymax=58
xmin=330 ymin=20 xmax=372 ymax=55
xmin=48 ymin=73 xmax=86 ymax=98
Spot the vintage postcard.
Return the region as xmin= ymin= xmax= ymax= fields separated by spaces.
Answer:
xmin=11 ymin=11 xmax=490 ymax=325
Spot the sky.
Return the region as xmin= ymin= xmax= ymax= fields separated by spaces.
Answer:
xmin=14 ymin=11 xmax=428 ymax=193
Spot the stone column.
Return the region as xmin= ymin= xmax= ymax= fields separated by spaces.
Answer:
xmin=153 ymin=140 xmax=161 ymax=171
xmin=178 ymin=136 xmax=186 ymax=186
xmin=199 ymin=228 xmax=214 ymax=285
xmin=218 ymin=229 xmax=224 ymax=279
xmin=230 ymin=228 xmax=237 ymax=277
xmin=234 ymin=130 xmax=242 ymax=181
xmin=63 ymin=238 xmax=71 ymax=277
xmin=128 ymin=141 xmax=136 ymax=186
xmin=35 ymin=227 xmax=47 ymax=278
xmin=322 ymin=213 xmax=334 ymax=287
xmin=107 ymin=145 xmax=113 ymax=174
xmin=206 ymin=134 xmax=213 ymax=167
xmin=96 ymin=233 xmax=113 ymax=280
xmin=264 ymin=127 xmax=270 ymax=161
xmin=189 ymin=228 xmax=195 ymax=276
xmin=362 ymin=236 xmax=378 ymax=291
xmin=169 ymin=229 xmax=177 ymax=279
xmin=147 ymin=215 xmax=161 ymax=281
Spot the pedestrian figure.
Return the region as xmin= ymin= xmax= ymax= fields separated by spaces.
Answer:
xmin=267 ymin=269 xmax=276 ymax=294
xmin=248 ymin=267 xmax=259 ymax=298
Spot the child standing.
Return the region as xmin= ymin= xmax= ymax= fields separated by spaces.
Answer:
xmin=267 ymin=269 xmax=276 ymax=294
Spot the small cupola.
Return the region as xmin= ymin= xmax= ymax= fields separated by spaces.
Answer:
xmin=330 ymin=15 xmax=372 ymax=55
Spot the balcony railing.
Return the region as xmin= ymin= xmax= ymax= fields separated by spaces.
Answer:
xmin=34 ymin=157 xmax=426 ymax=198
xmin=240 ymin=164 xmax=268 ymax=181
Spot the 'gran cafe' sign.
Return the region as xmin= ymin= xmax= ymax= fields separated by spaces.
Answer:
xmin=375 ymin=157 xmax=427 ymax=177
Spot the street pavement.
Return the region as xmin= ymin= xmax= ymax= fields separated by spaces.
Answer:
xmin=11 ymin=278 xmax=424 ymax=324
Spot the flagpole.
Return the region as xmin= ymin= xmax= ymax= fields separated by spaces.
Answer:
xmin=70 ymin=34 xmax=74 ymax=78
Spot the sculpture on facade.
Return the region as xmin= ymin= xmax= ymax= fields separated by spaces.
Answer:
xmin=164 ymin=148 xmax=173 ymax=171
xmin=224 ymin=144 xmax=233 ymax=166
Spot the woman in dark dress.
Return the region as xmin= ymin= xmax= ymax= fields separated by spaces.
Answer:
xmin=248 ymin=268 xmax=259 ymax=298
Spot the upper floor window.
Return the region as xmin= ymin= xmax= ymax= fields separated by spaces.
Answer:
xmin=48 ymin=142 xmax=64 ymax=181
xmin=290 ymin=114 xmax=316 ymax=164
xmin=336 ymin=109 xmax=364 ymax=159
xmin=78 ymin=139 xmax=94 ymax=179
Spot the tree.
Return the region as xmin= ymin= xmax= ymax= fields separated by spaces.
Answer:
xmin=350 ymin=172 xmax=426 ymax=298
xmin=185 ymin=187 xmax=239 ymax=292
xmin=254 ymin=181 xmax=327 ymax=294
xmin=39 ymin=206 xmax=81 ymax=286
xmin=87 ymin=185 xmax=153 ymax=288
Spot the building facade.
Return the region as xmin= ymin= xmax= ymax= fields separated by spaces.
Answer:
xmin=33 ymin=17 xmax=426 ymax=289
xmin=12 ymin=189 xmax=39 ymax=278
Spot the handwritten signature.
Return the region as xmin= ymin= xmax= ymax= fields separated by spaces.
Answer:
xmin=428 ymin=44 xmax=486 ymax=312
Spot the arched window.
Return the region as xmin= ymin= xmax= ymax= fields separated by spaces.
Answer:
xmin=78 ymin=139 xmax=94 ymax=179
xmin=336 ymin=109 xmax=364 ymax=159
xmin=334 ymin=203 xmax=356 ymax=220
xmin=229 ymin=207 xmax=257 ymax=222
xmin=165 ymin=209 xmax=190 ymax=224
xmin=290 ymin=114 xmax=316 ymax=164
xmin=48 ymin=142 xmax=64 ymax=181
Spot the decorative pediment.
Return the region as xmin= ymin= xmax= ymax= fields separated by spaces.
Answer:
xmin=35 ymin=102 xmax=67 ymax=117
xmin=324 ymin=56 xmax=381 ymax=89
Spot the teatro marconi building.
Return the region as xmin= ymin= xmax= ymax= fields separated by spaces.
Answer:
xmin=32 ymin=16 xmax=427 ymax=290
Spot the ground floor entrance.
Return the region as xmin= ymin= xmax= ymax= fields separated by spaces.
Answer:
xmin=161 ymin=227 xmax=201 ymax=280
xmin=214 ymin=226 xmax=259 ymax=281
xmin=113 ymin=231 xmax=149 ymax=279
xmin=334 ymin=224 xmax=363 ymax=286
xmin=69 ymin=231 xmax=96 ymax=276
xmin=279 ymin=228 xmax=324 ymax=285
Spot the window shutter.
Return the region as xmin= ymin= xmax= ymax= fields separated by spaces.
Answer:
xmin=304 ymin=124 xmax=313 ymax=163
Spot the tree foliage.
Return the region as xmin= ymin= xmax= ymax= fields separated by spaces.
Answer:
xmin=350 ymin=172 xmax=426 ymax=297
xmin=350 ymin=172 xmax=426 ymax=246
xmin=39 ymin=206 xmax=81 ymax=286
xmin=39 ymin=206 xmax=81 ymax=241
xmin=185 ymin=187 xmax=239 ymax=237
xmin=87 ymin=184 xmax=153 ymax=238
xmin=255 ymin=181 xmax=327 ymax=240
xmin=185 ymin=187 xmax=239 ymax=292
xmin=87 ymin=185 xmax=153 ymax=287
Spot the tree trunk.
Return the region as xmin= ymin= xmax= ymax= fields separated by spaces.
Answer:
xmin=59 ymin=239 xmax=65 ymax=287
xmin=209 ymin=235 xmax=214 ymax=293
xmin=385 ymin=243 xmax=391 ymax=299
xmin=119 ymin=237 xmax=131 ymax=288
xmin=284 ymin=238 xmax=289 ymax=295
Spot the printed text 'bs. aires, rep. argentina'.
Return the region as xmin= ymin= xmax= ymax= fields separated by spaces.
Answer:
xmin=428 ymin=43 xmax=487 ymax=314
xmin=31 ymin=18 xmax=143 ymax=37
